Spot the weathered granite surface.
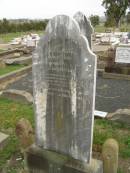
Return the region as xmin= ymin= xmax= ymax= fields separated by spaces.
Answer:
xmin=33 ymin=15 xmax=97 ymax=162
xmin=74 ymin=12 xmax=94 ymax=48
xmin=26 ymin=145 xmax=103 ymax=173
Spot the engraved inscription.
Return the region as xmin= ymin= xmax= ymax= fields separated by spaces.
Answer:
xmin=33 ymin=15 xmax=97 ymax=163
xmin=115 ymin=47 xmax=130 ymax=63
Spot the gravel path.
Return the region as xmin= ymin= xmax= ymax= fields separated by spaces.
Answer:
xmin=7 ymin=71 xmax=130 ymax=113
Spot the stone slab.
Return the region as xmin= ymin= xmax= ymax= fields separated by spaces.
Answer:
xmin=0 ymin=89 xmax=33 ymax=104
xmin=107 ymin=108 xmax=130 ymax=126
xmin=0 ymin=132 xmax=9 ymax=150
xmin=115 ymin=46 xmax=130 ymax=64
xmin=4 ymin=56 xmax=32 ymax=65
xmin=26 ymin=145 xmax=103 ymax=173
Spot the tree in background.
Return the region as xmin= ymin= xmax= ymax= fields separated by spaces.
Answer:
xmin=0 ymin=18 xmax=49 ymax=34
xmin=127 ymin=11 xmax=130 ymax=24
xmin=102 ymin=0 xmax=129 ymax=27
xmin=90 ymin=15 xmax=99 ymax=27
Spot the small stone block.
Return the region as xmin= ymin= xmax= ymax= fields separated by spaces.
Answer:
xmin=0 ymin=132 xmax=9 ymax=150
xmin=26 ymin=145 xmax=103 ymax=173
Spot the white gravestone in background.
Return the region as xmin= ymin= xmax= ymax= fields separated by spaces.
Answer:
xmin=33 ymin=15 xmax=97 ymax=163
xmin=115 ymin=46 xmax=130 ymax=63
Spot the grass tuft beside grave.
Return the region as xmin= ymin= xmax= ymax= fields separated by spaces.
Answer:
xmin=0 ymin=65 xmax=25 ymax=76
xmin=94 ymin=119 xmax=130 ymax=158
xmin=0 ymin=97 xmax=129 ymax=171
xmin=0 ymin=49 xmax=5 ymax=53
xmin=0 ymin=97 xmax=34 ymax=170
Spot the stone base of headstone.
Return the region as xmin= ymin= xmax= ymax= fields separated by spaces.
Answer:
xmin=26 ymin=145 xmax=103 ymax=173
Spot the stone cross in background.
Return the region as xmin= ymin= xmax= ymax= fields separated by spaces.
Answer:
xmin=74 ymin=11 xmax=94 ymax=49
xmin=33 ymin=14 xmax=97 ymax=163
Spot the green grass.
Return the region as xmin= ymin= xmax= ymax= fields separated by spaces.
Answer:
xmin=0 ymin=49 xmax=5 ymax=53
xmin=0 ymin=97 xmax=34 ymax=170
xmin=118 ymin=169 xmax=124 ymax=173
xmin=94 ymin=23 xmax=130 ymax=33
xmin=95 ymin=24 xmax=107 ymax=33
xmin=0 ymin=30 xmax=43 ymax=43
xmin=1 ymin=23 xmax=130 ymax=44
xmin=94 ymin=119 xmax=130 ymax=158
xmin=0 ymin=97 xmax=130 ymax=171
xmin=0 ymin=65 xmax=25 ymax=76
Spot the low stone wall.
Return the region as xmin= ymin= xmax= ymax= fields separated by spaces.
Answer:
xmin=4 ymin=56 xmax=32 ymax=65
xmin=0 ymin=47 xmax=23 ymax=57
xmin=0 ymin=65 xmax=32 ymax=84
xmin=0 ymin=89 xmax=33 ymax=104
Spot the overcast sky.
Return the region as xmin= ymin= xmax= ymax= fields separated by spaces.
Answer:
xmin=0 ymin=0 xmax=105 ymax=19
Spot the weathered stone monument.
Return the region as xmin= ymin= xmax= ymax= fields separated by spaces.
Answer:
xmin=26 ymin=14 xmax=102 ymax=173
xmin=74 ymin=12 xmax=93 ymax=49
xmin=104 ymin=45 xmax=130 ymax=78
xmin=115 ymin=46 xmax=130 ymax=64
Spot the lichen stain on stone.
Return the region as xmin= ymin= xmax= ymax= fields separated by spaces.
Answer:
xmin=55 ymin=111 xmax=63 ymax=130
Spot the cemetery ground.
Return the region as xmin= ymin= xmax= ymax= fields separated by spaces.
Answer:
xmin=1 ymin=23 xmax=130 ymax=45
xmin=0 ymin=65 xmax=25 ymax=76
xmin=0 ymin=31 xmax=43 ymax=44
xmin=1 ymin=22 xmax=130 ymax=173
xmin=0 ymin=97 xmax=130 ymax=172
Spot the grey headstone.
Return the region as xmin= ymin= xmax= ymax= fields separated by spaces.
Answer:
xmin=74 ymin=11 xmax=94 ymax=48
xmin=33 ymin=15 xmax=97 ymax=163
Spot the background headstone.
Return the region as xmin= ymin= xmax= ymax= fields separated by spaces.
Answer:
xmin=33 ymin=15 xmax=97 ymax=163
xmin=74 ymin=11 xmax=94 ymax=48
xmin=115 ymin=46 xmax=130 ymax=64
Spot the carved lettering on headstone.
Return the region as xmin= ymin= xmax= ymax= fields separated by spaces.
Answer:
xmin=115 ymin=46 xmax=130 ymax=63
xmin=33 ymin=15 xmax=97 ymax=163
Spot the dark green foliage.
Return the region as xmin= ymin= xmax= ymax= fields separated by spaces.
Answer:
xmin=126 ymin=11 xmax=130 ymax=24
xmin=90 ymin=15 xmax=100 ymax=27
xmin=0 ymin=18 xmax=48 ymax=34
xmin=102 ymin=0 xmax=129 ymax=27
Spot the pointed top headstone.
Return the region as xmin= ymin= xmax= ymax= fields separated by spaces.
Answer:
xmin=74 ymin=11 xmax=94 ymax=48
xmin=33 ymin=15 xmax=97 ymax=163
